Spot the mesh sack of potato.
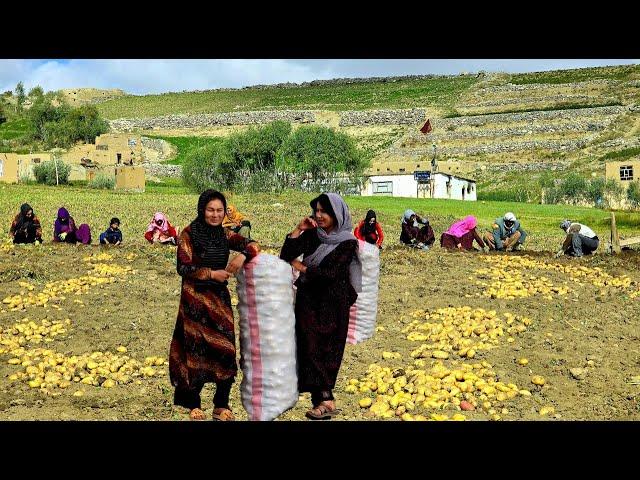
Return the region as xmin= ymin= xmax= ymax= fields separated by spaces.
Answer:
xmin=236 ymin=253 xmax=298 ymax=421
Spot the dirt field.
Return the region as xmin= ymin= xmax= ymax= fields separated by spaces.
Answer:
xmin=2 ymin=240 xmax=639 ymax=421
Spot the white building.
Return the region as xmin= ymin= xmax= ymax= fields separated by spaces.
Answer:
xmin=361 ymin=171 xmax=477 ymax=200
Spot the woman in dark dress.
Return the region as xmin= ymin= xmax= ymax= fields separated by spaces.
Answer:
xmin=400 ymin=209 xmax=435 ymax=250
xmin=169 ymin=189 xmax=260 ymax=421
xmin=10 ymin=203 xmax=43 ymax=244
xmin=280 ymin=192 xmax=361 ymax=420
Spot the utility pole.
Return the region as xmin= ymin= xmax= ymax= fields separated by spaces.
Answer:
xmin=430 ymin=142 xmax=437 ymax=197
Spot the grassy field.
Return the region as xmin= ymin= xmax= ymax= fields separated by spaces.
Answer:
xmin=96 ymin=77 xmax=478 ymax=119
xmin=0 ymin=118 xmax=31 ymax=153
xmin=2 ymin=184 xmax=639 ymax=250
xmin=509 ymin=64 xmax=640 ymax=85
xmin=145 ymin=136 xmax=224 ymax=165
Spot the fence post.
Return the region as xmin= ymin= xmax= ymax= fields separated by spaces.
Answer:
xmin=611 ymin=212 xmax=621 ymax=254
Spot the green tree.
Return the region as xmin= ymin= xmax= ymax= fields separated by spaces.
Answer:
xmin=182 ymin=142 xmax=233 ymax=192
xmin=28 ymin=86 xmax=44 ymax=99
xmin=27 ymin=94 xmax=108 ymax=148
xmin=276 ymin=125 xmax=369 ymax=178
xmin=15 ymin=81 xmax=26 ymax=112
xmin=627 ymin=180 xmax=640 ymax=208
xmin=27 ymin=92 xmax=70 ymax=146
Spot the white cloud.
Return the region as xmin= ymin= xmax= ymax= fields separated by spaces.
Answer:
xmin=0 ymin=59 xmax=637 ymax=95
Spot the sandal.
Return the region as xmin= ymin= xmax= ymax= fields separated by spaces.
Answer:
xmin=211 ymin=407 xmax=235 ymax=421
xmin=189 ymin=408 xmax=207 ymax=421
xmin=305 ymin=401 xmax=341 ymax=420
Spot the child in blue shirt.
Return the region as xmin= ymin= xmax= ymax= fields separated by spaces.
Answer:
xmin=99 ymin=217 xmax=123 ymax=246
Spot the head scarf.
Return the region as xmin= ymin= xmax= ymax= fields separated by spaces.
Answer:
xmin=504 ymin=212 xmax=516 ymax=222
xmin=402 ymin=209 xmax=416 ymax=225
xmin=147 ymin=212 xmax=171 ymax=234
xmin=302 ymin=193 xmax=362 ymax=293
xmin=445 ymin=215 xmax=477 ymax=238
xmin=54 ymin=207 xmax=75 ymax=236
xmin=560 ymin=219 xmax=571 ymax=231
xmin=189 ymin=190 xmax=229 ymax=270
xmin=362 ymin=209 xmax=377 ymax=235
xmin=225 ymin=205 xmax=244 ymax=223
xmin=14 ymin=203 xmax=34 ymax=231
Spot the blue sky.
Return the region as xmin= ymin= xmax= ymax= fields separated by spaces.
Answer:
xmin=0 ymin=59 xmax=637 ymax=95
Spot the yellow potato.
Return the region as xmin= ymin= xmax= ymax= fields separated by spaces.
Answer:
xmin=531 ymin=376 xmax=546 ymax=386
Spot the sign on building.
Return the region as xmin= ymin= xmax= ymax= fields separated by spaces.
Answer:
xmin=414 ymin=171 xmax=431 ymax=182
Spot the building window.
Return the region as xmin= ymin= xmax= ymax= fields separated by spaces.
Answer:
xmin=32 ymin=158 xmax=41 ymax=163
xmin=96 ymin=145 xmax=109 ymax=151
xmin=399 ymin=168 xmax=406 ymax=172
xmin=372 ymin=181 xmax=393 ymax=195
xmin=467 ymin=184 xmax=471 ymax=194
xmin=620 ymin=165 xmax=633 ymax=181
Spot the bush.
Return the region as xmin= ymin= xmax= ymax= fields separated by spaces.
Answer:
xmin=276 ymin=125 xmax=369 ymax=178
xmin=33 ymin=159 xmax=71 ymax=185
xmin=227 ymin=120 xmax=291 ymax=171
xmin=182 ymin=142 xmax=232 ymax=192
xmin=558 ymin=173 xmax=588 ymax=202
xmin=28 ymin=94 xmax=108 ymax=148
xmin=627 ymin=180 xmax=640 ymax=208
xmin=183 ymin=122 xmax=369 ymax=194
xmin=87 ymin=173 xmax=115 ymax=190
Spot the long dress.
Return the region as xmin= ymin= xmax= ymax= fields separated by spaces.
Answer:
xmin=280 ymin=230 xmax=358 ymax=393
xmin=169 ymin=225 xmax=258 ymax=401
xmin=440 ymin=227 xmax=486 ymax=250
xmin=400 ymin=221 xmax=435 ymax=246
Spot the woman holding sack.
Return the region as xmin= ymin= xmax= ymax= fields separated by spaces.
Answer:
xmin=280 ymin=192 xmax=361 ymax=420
xmin=169 ymin=189 xmax=260 ymax=421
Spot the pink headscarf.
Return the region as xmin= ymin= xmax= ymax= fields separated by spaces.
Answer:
xmin=146 ymin=212 xmax=170 ymax=234
xmin=445 ymin=215 xmax=477 ymax=238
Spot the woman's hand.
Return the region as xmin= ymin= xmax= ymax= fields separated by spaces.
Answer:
xmin=457 ymin=243 xmax=462 ymax=249
xmin=290 ymin=217 xmax=317 ymax=238
xmin=209 ymin=269 xmax=231 ymax=283
xmin=290 ymin=259 xmax=307 ymax=273
xmin=226 ymin=254 xmax=246 ymax=275
xmin=297 ymin=217 xmax=317 ymax=231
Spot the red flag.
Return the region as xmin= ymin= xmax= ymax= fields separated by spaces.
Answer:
xmin=420 ymin=119 xmax=432 ymax=134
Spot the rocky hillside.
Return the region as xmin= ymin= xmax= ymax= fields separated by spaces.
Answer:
xmin=98 ymin=64 xmax=640 ymax=195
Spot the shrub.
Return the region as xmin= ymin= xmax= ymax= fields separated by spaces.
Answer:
xmin=276 ymin=125 xmax=369 ymax=178
xmin=32 ymin=159 xmax=71 ymax=185
xmin=182 ymin=142 xmax=232 ymax=192
xmin=627 ymin=180 xmax=640 ymax=208
xmin=87 ymin=173 xmax=115 ymax=190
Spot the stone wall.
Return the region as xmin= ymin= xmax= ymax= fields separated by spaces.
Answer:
xmin=142 ymin=162 xmax=182 ymax=178
xmin=338 ymin=108 xmax=426 ymax=127
xmin=110 ymin=111 xmax=316 ymax=131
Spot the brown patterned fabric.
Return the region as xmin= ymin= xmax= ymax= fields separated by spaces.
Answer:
xmin=169 ymin=225 xmax=259 ymax=402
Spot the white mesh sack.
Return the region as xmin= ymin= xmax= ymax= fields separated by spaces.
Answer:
xmin=347 ymin=240 xmax=381 ymax=344
xmin=236 ymin=253 xmax=298 ymax=421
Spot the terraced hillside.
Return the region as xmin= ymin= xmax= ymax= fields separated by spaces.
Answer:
xmin=95 ymin=64 xmax=640 ymax=196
